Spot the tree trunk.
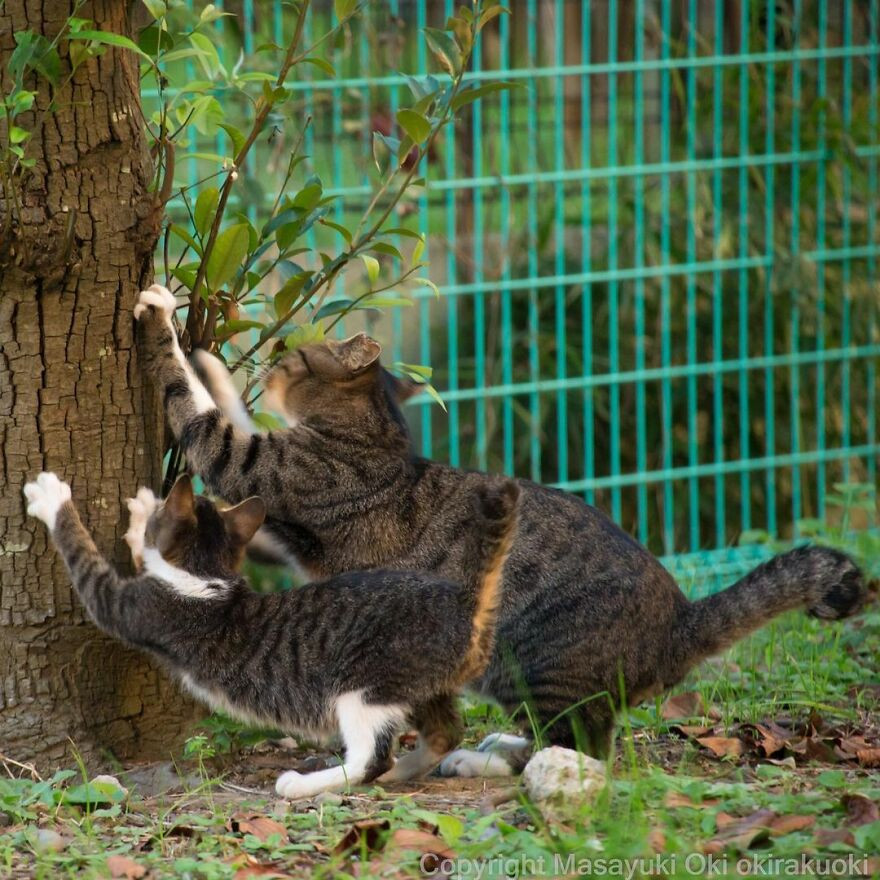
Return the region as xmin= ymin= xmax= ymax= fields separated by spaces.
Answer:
xmin=0 ymin=0 xmax=200 ymax=769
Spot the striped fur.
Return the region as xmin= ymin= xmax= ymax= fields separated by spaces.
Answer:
xmin=24 ymin=470 xmax=518 ymax=794
xmin=137 ymin=288 xmax=867 ymax=766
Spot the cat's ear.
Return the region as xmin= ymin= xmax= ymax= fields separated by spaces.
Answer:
xmin=384 ymin=369 xmax=424 ymax=404
xmin=164 ymin=474 xmax=196 ymax=522
xmin=221 ymin=497 xmax=266 ymax=546
xmin=337 ymin=333 xmax=381 ymax=374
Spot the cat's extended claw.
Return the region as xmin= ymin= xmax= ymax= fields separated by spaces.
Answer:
xmin=134 ymin=284 xmax=176 ymax=323
xmin=23 ymin=472 xmax=72 ymax=531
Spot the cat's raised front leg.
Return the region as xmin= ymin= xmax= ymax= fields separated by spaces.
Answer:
xmin=124 ymin=488 xmax=158 ymax=571
xmin=275 ymin=691 xmax=405 ymax=800
xmin=134 ymin=284 xmax=217 ymax=417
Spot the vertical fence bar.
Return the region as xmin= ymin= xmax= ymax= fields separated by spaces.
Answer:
xmin=869 ymin=0 xmax=879 ymax=486
xmin=607 ymin=0 xmax=622 ymax=524
xmin=840 ymin=0 xmax=853 ymax=481
xmin=815 ymin=0 xmax=827 ymax=517
xmin=499 ymin=9 xmax=514 ymax=475
xmin=581 ymin=0 xmax=595 ymax=504
xmin=686 ymin=0 xmax=699 ymax=550
xmin=737 ymin=0 xmax=750 ymax=532
xmin=417 ymin=0 xmax=431 ymax=457
xmin=526 ymin=0 xmax=541 ymax=481
xmin=788 ymin=0 xmax=803 ymax=526
xmin=763 ymin=0 xmax=777 ymax=536
xmin=444 ymin=0 xmax=460 ymax=467
xmin=660 ymin=0 xmax=674 ymax=555
xmin=711 ymin=0 xmax=725 ymax=546
xmin=472 ymin=18 xmax=487 ymax=471
xmin=553 ymin=2 xmax=568 ymax=485
xmin=633 ymin=0 xmax=647 ymax=544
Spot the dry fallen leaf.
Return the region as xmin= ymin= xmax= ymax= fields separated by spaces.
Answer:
xmin=333 ymin=818 xmax=391 ymax=856
xmin=768 ymin=814 xmax=815 ymax=836
xmin=664 ymin=791 xmax=721 ymax=809
xmin=857 ymin=747 xmax=880 ymax=767
xmin=703 ymin=809 xmax=775 ymax=854
xmin=107 ymin=855 xmax=148 ymax=879
xmin=842 ymin=793 xmax=880 ymax=827
xmin=232 ymin=867 xmax=294 ymax=880
xmin=696 ymin=736 xmax=745 ymax=758
xmin=815 ymin=827 xmax=856 ymax=847
xmin=387 ymin=828 xmax=455 ymax=873
xmin=661 ymin=692 xmax=706 ymax=720
xmin=648 ymin=828 xmax=666 ymax=853
xmin=226 ymin=814 xmax=288 ymax=843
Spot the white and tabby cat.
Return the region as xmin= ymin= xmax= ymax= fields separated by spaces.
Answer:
xmin=24 ymin=471 xmax=519 ymax=797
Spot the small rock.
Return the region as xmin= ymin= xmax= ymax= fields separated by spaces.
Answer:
xmin=0 ymin=811 xmax=12 ymax=828
xmin=313 ymin=791 xmax=343 ymax=807
xmin=34 ymin=828 xmax=67 ymax=853
xmin=522 ymin=746 xmax=607 ymax=824
xmin=91 ymin=774 xmax=129 ymax=798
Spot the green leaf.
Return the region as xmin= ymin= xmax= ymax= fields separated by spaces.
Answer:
xmin=219 ymin=123 xmax=246 ymax=157
xmin=361 ymin=254 xmax=380 ymax=283
xmin=334 ymin=0 xmax=358 ymax=21
xmin=396 ymin=108 xmax=431 ymax=143
xmin=252 ymin=411 xmax=285 ymax=431
xmin=384 ymin=226 xmax=423 ymax=239
xmin=189 ymin=32 xmax=224 ymax=79
xmin=292 ymin=181 xmax=323 ymax=210
xmin=302 ymin=56 xmax=336 ymax=77
xmin=412 ymin=234 xmax=426 ymax=263
xmin=198 ymin=4 xmax=228 ymax=25
xmin=10 ymin=32 xmax=61 ymax=86
xmin=393 ymin=361 xmax=433 ymax=380
xmin=478 ymin=4 xmax=510 ymax=30
xmin=171 ymin=263 xmax=199 ymax=289
xmin=193 ymin=187 xmax=219 ymax=238
xmin=206 ymin=225 xmax=250 ymax=292
xmin=370 ymin=241 xmax=402 ymax=260
xmin=412 ymin=276 xmax=441 ymax=298
xmin=423 ymin=27 xmax=462 ymax=76
xmin=450 ymin=80 xmax=521 ymax=111
xmin=169 ymin=223 xmax=203 ymax=256
xmin=221 ymin=319 xmax=264 ymax=334
xmin=273 ymin=273 xmax=310 ymax=317
xmin=138 ymin=24 xmax=174 ymax=56
xmin=8 ymin=126 xmax=29 ymax=145
xmin=69 ymin=30 xmax=152 ymax=63
xmin=60 ymin=781 xmax=126 ymax=807
xmin=142 ymin=0 xmax=167 ymax=20
xmin=357 ymin=294 xmax=411 ymax=309
xmin=319 ymin=218 xmax=352 ymax=244
xmin=285 ymin=322 xmax=325 ymax=350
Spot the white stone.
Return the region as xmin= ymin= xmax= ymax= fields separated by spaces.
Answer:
xmin=90 ymin=774 xmax=129 ymax=799
xmin=521 ymin=746 xmax=607 ymax=824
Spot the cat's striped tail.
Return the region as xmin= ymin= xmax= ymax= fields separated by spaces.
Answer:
xmin=456 ymin=481 xmax=521 ymax=684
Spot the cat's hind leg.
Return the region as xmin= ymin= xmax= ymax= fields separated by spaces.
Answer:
xmin=275 ymin=692 xmax=405 ymax=800
xmin=379 ymin=693 xmax=463 ymax=783
xmin=437 ymin=733 xmax=532 ymax=778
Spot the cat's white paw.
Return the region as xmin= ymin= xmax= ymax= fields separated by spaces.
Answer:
xmin=125 ymin=487 xmax=158 ymax=567
xmin=23 ymin=472 xmax=72 ymax=531
xmin=133 ymin=284 xmax=176 ymax=324
xmin=476 ymin=733 xmax=531 ymax=753
xmin=275 ymin=770 xmax=315 ymax=800
xmin=437 ymin=749 xmax=515 ymax=778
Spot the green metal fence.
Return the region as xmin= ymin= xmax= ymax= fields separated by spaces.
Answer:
xmin=166 ymin=0 xmax=880 ymax=594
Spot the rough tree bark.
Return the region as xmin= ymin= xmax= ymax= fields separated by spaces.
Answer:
xmin=0 ymin=0 xmax=200 ymax=769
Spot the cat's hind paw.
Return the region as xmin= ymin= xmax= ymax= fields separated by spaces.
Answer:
xmin=134 ymin=284 xmax=176 ymax=324
xmin=24 ymin=472 xmax=72 ymax=531
xmin=125 ymin=488 xmax=158 ymax=568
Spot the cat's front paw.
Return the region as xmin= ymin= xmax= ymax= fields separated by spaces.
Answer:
xmin=133 ymin=283 xmax=177 ymax=325
xmin=24 ymin=472 xmax=72 ymax=531
xmin=275 ymin=770 xmax=310 ymax=800
xmin=125 ymin=487 xmax=158 ymax=568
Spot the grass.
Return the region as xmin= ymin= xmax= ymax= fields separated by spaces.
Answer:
xmin=2 ymin=595 xmax=878 ymax=879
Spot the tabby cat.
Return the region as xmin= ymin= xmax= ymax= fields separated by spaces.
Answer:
xmin=136 ymin=283 xmax=867 ymax=775
xmin=23 ymin=470 xmax=518 ymax=797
